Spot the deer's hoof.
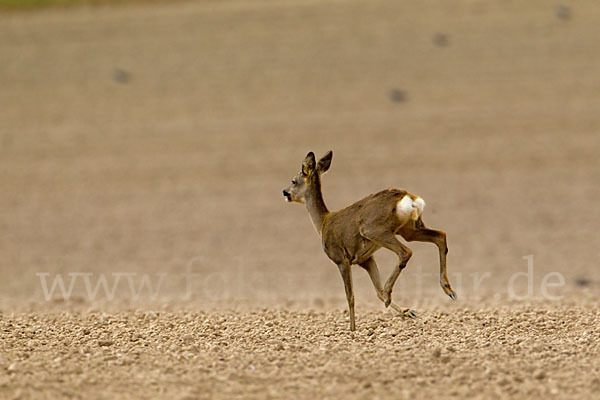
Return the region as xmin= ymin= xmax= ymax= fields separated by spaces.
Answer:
xmin=384 ymin=299 xmax=391 ymax=308
xmin=442 ymin=283 xmax=457 ymax=300
xmin=403 ymin=309 xmax=417 ymax=319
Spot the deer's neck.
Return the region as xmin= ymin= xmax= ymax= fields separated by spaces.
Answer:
xmin=305 ymin=178 xmax=329 ymax=235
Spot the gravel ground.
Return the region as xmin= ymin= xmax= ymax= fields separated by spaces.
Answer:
xmin=1 ymin=0 xmax=599 ymax=398
xmin=1 ymin=306 xmax=599 ymax=400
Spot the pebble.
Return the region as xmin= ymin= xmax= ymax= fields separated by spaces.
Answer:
xmin=534 ymin=370 xmax=546 ymax=380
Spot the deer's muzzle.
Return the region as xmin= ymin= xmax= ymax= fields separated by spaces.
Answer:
xmin=282 ymin=190 xmax=291 ymax=202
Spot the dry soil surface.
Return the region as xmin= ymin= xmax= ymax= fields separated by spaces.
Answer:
xmin=2 ymin=307 xmax=600 ymax=399
xmin=1 ymin=0 xmax=599 ymax=399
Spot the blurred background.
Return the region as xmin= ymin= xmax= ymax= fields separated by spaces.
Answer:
xmin=1 ymin=0 xmax=598 ymax=312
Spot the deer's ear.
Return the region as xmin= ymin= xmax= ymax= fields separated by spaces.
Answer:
xmin=317 ymin=151 xmax=333 ymax=174
xmin=302 ymin=152 xmax=316 ymax=175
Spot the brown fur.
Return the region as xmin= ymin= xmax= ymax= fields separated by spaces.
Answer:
xmin=322 ymin=189 xmax=407 ymax=265
xmin=283 ymin=151 xmax=456 ymax=331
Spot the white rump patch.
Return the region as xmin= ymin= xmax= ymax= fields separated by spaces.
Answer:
xmin=413 ymin=197 xmax=426 ymax=217
xmin=396 ymin=195 xmax=426 ymax=222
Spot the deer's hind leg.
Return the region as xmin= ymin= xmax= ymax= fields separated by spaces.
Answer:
xmin=359 ymin=257 xmax=417 ymax=318
xmin=359 ymin=228 xmax=413 ymax=309
xmin=400 ymin=223 xmax=456 ymax=300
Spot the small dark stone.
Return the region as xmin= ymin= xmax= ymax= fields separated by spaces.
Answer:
xmin=432 ymin=33 xmax=450 ymax=47
xmin=534 ymin=370 xmax=546 ymax=380
xmin=388 ymin=89 xmax=407 ymax=103
xmin=113 ymin=69 xmax=131 ymax=84
xmin=574 ymin=277 xmax=591 ymax=287
xmin=555 ymin=5 xmax=570 ymax=21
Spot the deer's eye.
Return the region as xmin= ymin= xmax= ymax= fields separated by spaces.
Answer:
xmin=291 ymin=179 xmax=297 ymax=185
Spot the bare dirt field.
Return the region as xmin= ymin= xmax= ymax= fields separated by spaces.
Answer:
xmin=1 ymin=0 xmax=599 ymax=398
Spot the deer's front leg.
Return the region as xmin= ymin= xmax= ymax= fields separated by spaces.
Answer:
xmin=337 ymin=262 xmax=356 ymax=331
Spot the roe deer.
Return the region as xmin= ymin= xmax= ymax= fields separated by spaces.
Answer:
xmin=283 ymin=151 xmax=456 ymax=331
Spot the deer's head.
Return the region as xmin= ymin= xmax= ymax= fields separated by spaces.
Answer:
xmin=283 ymin=151 xmax=333 ymax=203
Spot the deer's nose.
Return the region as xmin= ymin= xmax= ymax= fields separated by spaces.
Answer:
xmin=283 ymin=190 xmax=291 ymax=201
